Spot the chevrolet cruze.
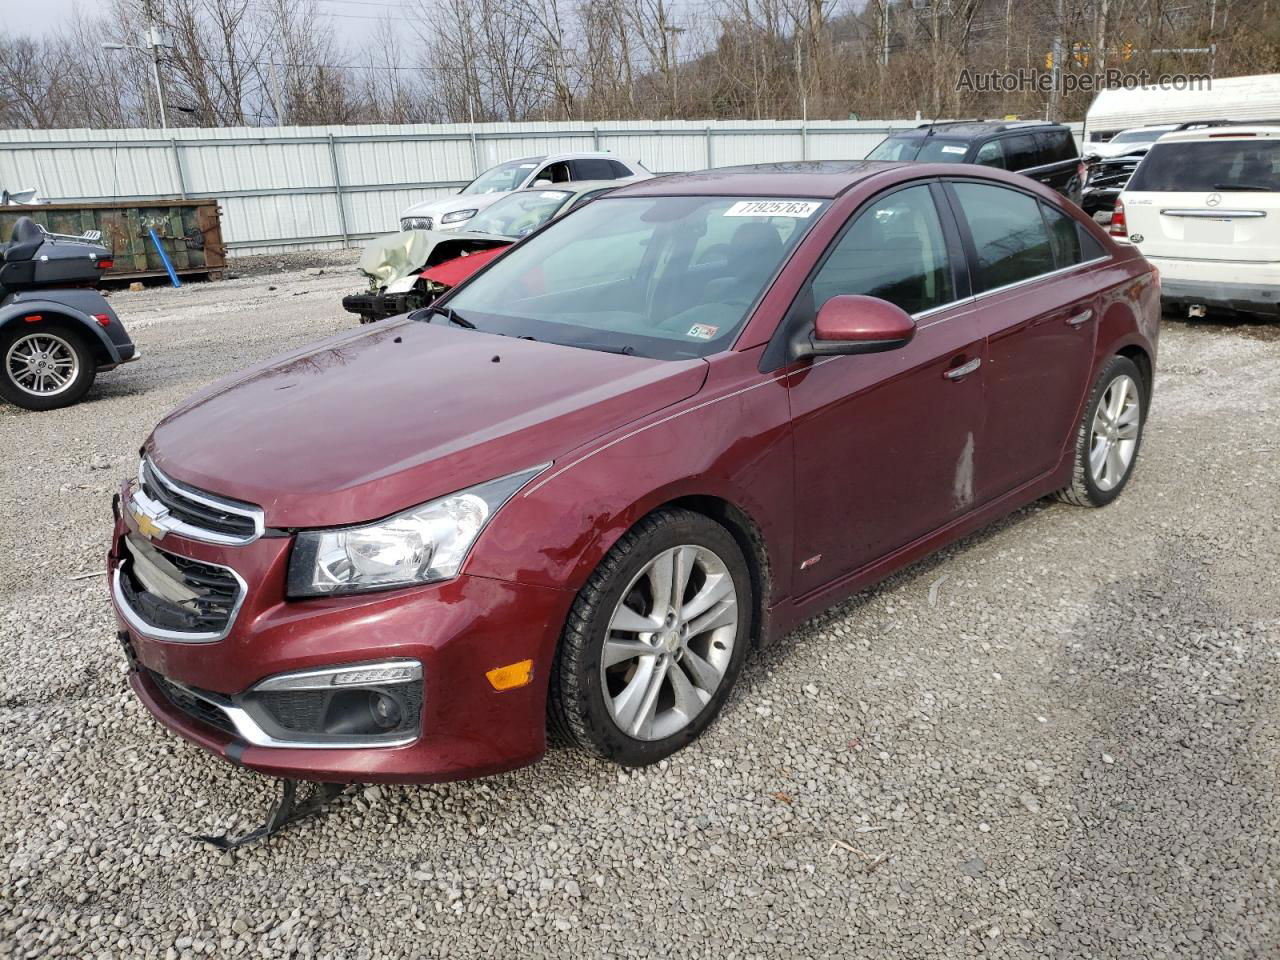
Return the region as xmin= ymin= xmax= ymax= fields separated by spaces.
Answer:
xmin=109 ymin=161 xmax=1159 ymax=783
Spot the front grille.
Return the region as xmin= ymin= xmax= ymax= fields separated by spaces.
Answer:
xmin=400 ymin=216 xmax=433 ymax=231
xmin=138 ymin=457 xmax=261 ymax=542
xmin=149 ymin=670 xmax=238 ymax=737
xmin=117 ymin=536 xmax=243 ymax=639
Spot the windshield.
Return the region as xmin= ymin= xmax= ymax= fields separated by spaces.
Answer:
xmin=460 ymin=158 xmax=543 ymax=196
xmin=445 ymin=195 xmax=827 ymax=360
xmin=866 ymin=137 xmax=969 ymax=163
xmin=465 ymin=189 xmax=573 ymax=238
xmin=1128 ymin=140 xmax=1280 ymax=192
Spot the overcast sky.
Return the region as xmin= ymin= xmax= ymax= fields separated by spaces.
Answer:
xmin=23 ymin=0 xmax=84 ymax=33
xmin=22 ymin=0 xmax=390 ymax=40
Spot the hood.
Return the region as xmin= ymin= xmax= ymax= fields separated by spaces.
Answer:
xmin=421 ymin=246 xmax=509 ymax=288
xmin=398 ymin=192 xmax=505 ymax=224
xmin=147 ymin=321 xmax=708 ymax=528
xmin=358 ymin=230 xmax=512 ymax=288
xmin=1090 ymin=141 xmax=1154 ymax=160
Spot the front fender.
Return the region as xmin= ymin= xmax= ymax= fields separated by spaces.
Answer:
xmin=0 ymin=290 xmax=124 ymax=363
xmin=464 ymin=348 xmax=796 ymax=603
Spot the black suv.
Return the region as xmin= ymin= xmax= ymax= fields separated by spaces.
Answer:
xmin=867 ymin=121 xmax=1085 ymax=205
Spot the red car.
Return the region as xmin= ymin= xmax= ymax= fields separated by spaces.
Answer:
xmin=110 ymin=162 xmax=1159 ymax=784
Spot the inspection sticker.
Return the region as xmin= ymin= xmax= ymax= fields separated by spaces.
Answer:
xmin=724 ymin=200 xmax=822 ymax=218
xmin=940 ymin=145 xmax=967 ymax=155
xmin=687 ymin=323 xmax=720 ymax=340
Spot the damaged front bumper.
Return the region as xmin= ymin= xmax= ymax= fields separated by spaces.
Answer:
xmin=341 ymin=289 xmax=430 ymax=323
xmin=109 ymin=486 xmax=574 ymax=784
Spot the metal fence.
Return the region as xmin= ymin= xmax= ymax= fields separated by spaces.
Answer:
xmin=0 ymin=119 xmax=1086 ymax=255
xmin=0 ymin=120 xmax=933 ymax=255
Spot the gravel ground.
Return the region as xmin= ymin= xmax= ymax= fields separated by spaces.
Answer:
xmin=2 ymin=268 xmax=1278 ymax=959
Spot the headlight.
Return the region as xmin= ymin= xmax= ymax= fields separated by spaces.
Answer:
xmin=440 ymin=208 xmax=478 ymax=225
xmin=287 ymin=465 xmax=545 ymax=598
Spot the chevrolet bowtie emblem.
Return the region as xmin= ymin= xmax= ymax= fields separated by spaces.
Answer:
xmin=133 ymin=509 xmax=165 ymax=540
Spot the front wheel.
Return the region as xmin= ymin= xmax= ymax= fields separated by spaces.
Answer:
xmin=0 ymin=321 xmax=97 ymax=411
xmin=1056 ymin=355 xmax=1146 ymax=507
xmin=549 ymin=509 xmax=753 ymax=766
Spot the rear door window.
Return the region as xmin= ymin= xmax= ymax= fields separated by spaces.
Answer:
xmin=1036 ymin=130 xmax=1076 ymax=164
xmin=974 ymin=140 xmax=1007 ymax=168
xmin=951 ymin=182 xmax=1055 ymax=291
xmin=1040 ymin=202 xmax=1082 ymax=267
xmin=573 ymin=158 xmax=620 ymax=180
xmin=810 ymin=184 xmax=955 ymax=315
xmin=1127 ymin=139 xmax=1280 ymax=192
xmin=608 ymin=160 xmax=636 ymax=178
xmin=1001 ymin=134 xmax=1041 ymax=171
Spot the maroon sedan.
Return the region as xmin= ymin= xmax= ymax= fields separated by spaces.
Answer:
xmin=109 ymin=162 xmax=1159 ymax=783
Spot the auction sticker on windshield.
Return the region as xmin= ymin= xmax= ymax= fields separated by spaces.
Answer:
xmin=724 ymin=200 xmax=822 ymax=217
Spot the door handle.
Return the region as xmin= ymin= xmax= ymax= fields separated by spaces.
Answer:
xmin=1067 ymin=309 xmax=1093 ymax=327
xmin=943 ymin=357 xmax=981 ymax=380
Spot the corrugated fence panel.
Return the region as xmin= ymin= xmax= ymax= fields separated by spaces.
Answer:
xmin=0 ymin=119 xmax=1007 ymax=252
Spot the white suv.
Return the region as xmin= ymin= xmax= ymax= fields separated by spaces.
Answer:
xmin=1111 ymin=126 xmax=1280 ymax=317
xmin=397 ymin=153 xmax=650 ymax=233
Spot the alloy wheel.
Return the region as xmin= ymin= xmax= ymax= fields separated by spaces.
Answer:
xmin=600 ymin=544 xmax=739 ymax=741
xmin=1089 ymin=373 xmax=1140 ymax=492
xmin=5 ymin=332 xmax=80 ymax=397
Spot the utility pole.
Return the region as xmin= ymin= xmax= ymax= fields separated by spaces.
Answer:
xmin=102 ymin=7 xmax=170 ymax=129
xmin=142 ymin=0 xmax=168 ymax=129
xmin=881 ymin=0 xmax=890 ymax=67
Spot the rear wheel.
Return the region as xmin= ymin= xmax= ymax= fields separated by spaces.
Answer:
xmin=0 ymin=321 xmax=97 ymax=411
xmin=1056 ymin=355 xmax=1146 ymax=507
xmin=549 ymin=508 xmax=752 ymax=766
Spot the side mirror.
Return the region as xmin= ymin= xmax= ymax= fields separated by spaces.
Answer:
xmin=792 ymin=294 xmax=916 ymax=360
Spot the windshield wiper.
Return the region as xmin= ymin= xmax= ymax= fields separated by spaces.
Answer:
xmin=1211 ymin=182 xmax=1275 ymax=192
xmin=584 ymin=343 xmax=637 ymax=356
xmin=415 ymin=303 xmax=476 ymax=329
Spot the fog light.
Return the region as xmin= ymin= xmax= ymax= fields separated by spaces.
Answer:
xmin=370 ymin=691 xmax=403 ymax=730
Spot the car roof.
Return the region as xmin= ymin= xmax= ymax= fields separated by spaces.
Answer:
xmin=1115 ymin=124 xmax=1180 ymax=135
xmin=1157 ymin=126 xmax=1280 ymax=143
xmin=892 ymin=120 xmax=1066 ymax=140
xmin=490 ymin=152 xmax=638 ymax=168
xmin=608 ymin=161 xmax=908 ymax=199
xmin=510 ymin=179 xmax=633 ymax=197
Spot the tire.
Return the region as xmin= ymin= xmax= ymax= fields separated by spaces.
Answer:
xmin=549 ymin=508 xmax=753 ymax=766
xmin=1056 ymin=355 xmax=1146 ymax=508
xmin=0 ymin=320 xmax=97 ymax=411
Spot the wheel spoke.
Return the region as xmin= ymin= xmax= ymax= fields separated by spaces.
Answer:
xmin=603 ymin=636 xmax=656 ymax=668
xmin=610 ymin=657 xmax=657 ymax=732
xmin=680 ymin=572 xmax=733 ymax=624
xmin=647 ymin=549 xmax=674 ymax=614
xmin=669 ymin=662 xmax=709 ymax=718
xmin=1104 ymin=383 xmax=1118 ymax=420
xmin=686 ymin=597 xmax=737 ymax=639
xmin=628 ymin=657 xmax=669 ymax=737
xmin=671 ymin=546 xmax=695 ymax=611
xmin=1106 ymin=443 xmax=1127 ymax=484
xmin=1089 ymin=438 xmax=1109 ymax=479
xmin=1107 ymin=379 xmax=1129 ymax=420
xmin=610 ymin=603 xmax=662 ymax=634
xmin=1115 ymin=420 xmax=1140 ymax=441
xmin=680 ymin=647 xmax=723 ymax=693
